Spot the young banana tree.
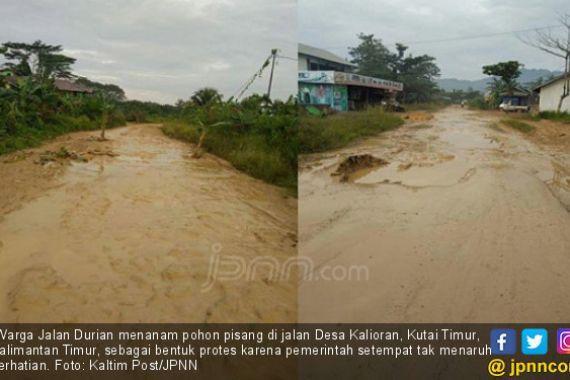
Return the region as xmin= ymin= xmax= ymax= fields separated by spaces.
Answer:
xmin=98 ymin=94 xmax=116 ymax=141
xmin=191 ymin=119 xmax=231 ymax=158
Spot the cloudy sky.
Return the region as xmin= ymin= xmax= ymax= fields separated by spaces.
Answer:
xmin=300 ymin=0 xmax=568 ymax=80
xmin=1 ymin=0 xmax=296 ymax=103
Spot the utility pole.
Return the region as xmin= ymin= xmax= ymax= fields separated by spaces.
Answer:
xmin=266 ymin=49 xmax=278 ymax=98
xmin=559 ymin=14 xmax=570 ymax=100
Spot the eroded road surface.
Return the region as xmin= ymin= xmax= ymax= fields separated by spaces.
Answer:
xmin=299 ymin=107 xmax=570 ymax=323
xmin=0 ymin=124 xmax=296 ymax=322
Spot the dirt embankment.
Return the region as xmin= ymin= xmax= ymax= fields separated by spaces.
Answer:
xmin=520 ymin=118 xmax=570 ymax=150
xmin=0 ymin=124 xmax=297 ymax=323
xmin=474 ymin=109 xmax=570 ymax=151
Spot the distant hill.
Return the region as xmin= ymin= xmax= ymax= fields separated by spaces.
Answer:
xmin=436 ymin=68 xmax=562 ymax=92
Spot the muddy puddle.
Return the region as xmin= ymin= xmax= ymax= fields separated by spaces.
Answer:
xmin=331 ymin=154 xmax=389 ymax=182
xmin=0 ymin=124 xmax=296 ymax=323
xmin=299 ymin=106 xmax=570 ymax=323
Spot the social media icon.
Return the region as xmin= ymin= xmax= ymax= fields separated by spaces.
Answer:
xmin=557 ymin=329 xmax=570 ymax=354
xmin=491 ymin=329 xmax=516 ymax=355
xmin=522 ymin=329 xmax=548 ymax=355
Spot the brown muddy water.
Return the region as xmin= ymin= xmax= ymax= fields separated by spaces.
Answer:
xmin=299 ymin=107 xmax=570 ymax=323
xmin=0 ymin=124 xmax=297 ymax=322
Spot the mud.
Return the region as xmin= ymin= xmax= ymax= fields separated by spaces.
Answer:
xmin=299 ymin=106 xmax=570 ymax=323
xmin=403 ymin=111 xmax=434 ymax=122
xmin=331 ymin=154 xmax=389 ymax=182
xmin=35 ymin=147 xmax=98 ymax=165
xmin=0 ymin=124 xmax=296 ymax=323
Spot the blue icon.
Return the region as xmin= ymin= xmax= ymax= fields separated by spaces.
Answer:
xmin=522 ymin=329 xmax=548 ymax=355
xmin=491 ymin=329 xmax=516 ymax=354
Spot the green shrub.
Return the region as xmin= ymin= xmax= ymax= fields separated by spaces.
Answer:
xmin=109 ymin=109 xmax=126 ymax=127
xmin=49 ymin=114 xmax=97 ymax=132
xmin=537 ymin=111 xmax=570 ymax=123
xmin=467 ymin=95 xmax=493 ymax=110
xmin=0 ymin=77 xmax=127 ymax=155
xmin=119 ymin=100 xmax=177 ymax=122
xmin=402 ymin=102 xmax=446 ymax=112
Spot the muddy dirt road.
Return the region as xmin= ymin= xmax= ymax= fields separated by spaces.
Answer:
xmin=0 ymin=124 xmax=296 ymax=323
xmin=299 ymin=107 xmax=570 ymax=322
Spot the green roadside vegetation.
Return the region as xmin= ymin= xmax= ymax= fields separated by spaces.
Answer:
xmin=0 ymin=79 xmax=130 ymax=154
xmin=0 ymin=41 xmax=127 ymax=154
xmin=299 ymin=107 xmax=403 ymax=154
xmin=535 ymin=111 xmax=570 ymax=123
xmin=401 ymin=102 xmax=447 ymax=112
xmin=467 ymin=96 xmax=494 ymax=110
xmin=162 ymin=92 xmax=298 ymax=193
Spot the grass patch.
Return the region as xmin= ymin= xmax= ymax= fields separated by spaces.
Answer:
xmin=299 ymin=107 xmax=404 ymax=153
xmin=501 ymin=118 xmax=535 ymax=133
xmin=0 ymin=114 xmax=125 ymax=155
xmin=162 ymin=121 xmax=297 ymax=194
xmin=536 ymin=111 xmax=570 ymax=124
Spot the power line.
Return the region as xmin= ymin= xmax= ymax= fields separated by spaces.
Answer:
xmin=406 ymin=24 xmax=563 ymax=45
xmin=231 ymin=51 xmax=294 ymax=100
xmin=276 ymin=54 xmax=297 ymax=61
xmin=318 ymin=24 xmax=564 ymax=50
xmin=232 ymin=52 xmax=273 ymax=100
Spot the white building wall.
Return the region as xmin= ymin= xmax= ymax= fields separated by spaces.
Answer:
xmin=539 ymin=79 xmax=570 ymax=112
xmin=298 ymin=54 xmax=309 ymax=71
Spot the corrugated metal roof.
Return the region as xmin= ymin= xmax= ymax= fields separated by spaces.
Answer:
xmin=500 ymin=87 xmax=530 ymax=97
xmin=53 ymin=79 xmax=94 ymax=93
xmin=532 ymin=74 xmax=568 ymax=91
xmin=298 ymin=43 xmax=357 ymax=67
xmin=5 ymin=77 xmax=94 ymax=93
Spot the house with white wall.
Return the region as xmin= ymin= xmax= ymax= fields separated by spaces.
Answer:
xmin=534 ymin=75 xmax=570 ymax=112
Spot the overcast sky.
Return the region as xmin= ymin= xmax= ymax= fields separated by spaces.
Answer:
xmin=300 ymin=0 xmax=569 ymax=80
xmin=0 ymin=0 xmax=296 ymax=103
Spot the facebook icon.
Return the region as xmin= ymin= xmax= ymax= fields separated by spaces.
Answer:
xmin=491 ymin=329 xmax=517 ymax=355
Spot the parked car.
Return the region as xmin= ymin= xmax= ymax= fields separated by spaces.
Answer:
xmin=499 ymin=102 xmax=530 ymax=113
xmin=382 ymin=100 xmax=405 ymax=112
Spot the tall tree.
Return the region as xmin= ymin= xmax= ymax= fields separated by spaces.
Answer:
xmin=394 ymin=45 xmax=440 ymax=103
xmin=349 ymin=34 xmax=440 ymax=103
xmin=190 ymin=87 xmax=222 ymax=107
xmin=482 ymin=60 xmax=523 ymax=102
xmin=349 ymin=34 xmax=395 ymax=80
xmin=520 ymin=14 xmax=570 ymax=112
xmin=0 ymin=46 xmax=10 ymax=86
xmin=1 ymin=40 xmax=76 ymax=79
xmin=482 ymin=61 xmax=522 ymax=85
